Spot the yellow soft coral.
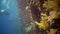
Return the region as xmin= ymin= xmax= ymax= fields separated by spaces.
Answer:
xmin=35 ymin=13 xmax=49 ymax=30
xmin=43 ymin=0 xmax=58 ymax=11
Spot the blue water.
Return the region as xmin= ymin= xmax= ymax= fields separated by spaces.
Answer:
xmin=0 ymin=0 xmax=24 ymax=34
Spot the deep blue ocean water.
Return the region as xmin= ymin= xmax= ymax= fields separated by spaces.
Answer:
xmin=0 ymin=0 xmax=24 ymax=34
